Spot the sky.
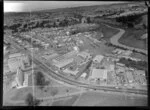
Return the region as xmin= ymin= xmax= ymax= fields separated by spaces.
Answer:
xmin=4 ymin=1 xmax=125 ymax=12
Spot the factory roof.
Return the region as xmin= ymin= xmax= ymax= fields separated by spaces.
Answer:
xmin=9 ymin=53 xmax=23 ymax=59
xmin=53 ymin=58 xmax=74 ymax=69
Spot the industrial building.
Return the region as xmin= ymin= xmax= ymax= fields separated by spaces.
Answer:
xmin=53 ymin=58 xmax=74 ymax=69
xmin=42 ymin=53 xmax=58 ymax=61
xmin=15 ymin=67 xmax=29 ymax=88
xmin=63 ymin=68 xmax=79 ymax=75
xmin=8 ymin=53 xmax=30 ymax=72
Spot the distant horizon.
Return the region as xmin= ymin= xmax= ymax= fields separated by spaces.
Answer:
xmin=4 ymin=1 xmax=127 ymax=13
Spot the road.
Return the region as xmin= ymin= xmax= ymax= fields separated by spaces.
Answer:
xmin=4 ymin=36 xmax=147 ymax=95
xmin=103 ymin=24 xmax=148 ymax=55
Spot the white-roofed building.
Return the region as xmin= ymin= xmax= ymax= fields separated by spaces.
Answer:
xmin=63 ymin=68 xmax=79 ymax=75
xmin=16 ymin=67 xmax=24 ymax=87
xmin=53 ymin=58 xmax=74 ymax=69
xmin=13 ymin=67 xmax=29 ymax=89
xmin=90 ymin=68 xmax=107 ymax=81
xmin=81 ymin=73 xmax=87 ymax=78
xmin=9 ymin=53 xmax=23 ymax=59
xmin=8 ymin=53 xmax=30 ymax=72
xmin=93 ymin=55 xmax=104 ymax=63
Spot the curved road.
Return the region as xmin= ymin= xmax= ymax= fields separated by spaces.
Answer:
xmin=104 ymin=24 xmax=148 ymax=55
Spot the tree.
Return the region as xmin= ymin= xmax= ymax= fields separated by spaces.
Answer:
xmin=87 ymin=17 xmax=91 ymax=23
xmin=25 ymin=93 xmax=41 ymax=106
xmin=34 ymin=71 xmax=50 ymax=90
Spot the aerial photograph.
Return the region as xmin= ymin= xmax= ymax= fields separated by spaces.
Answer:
xmin=3 ymin=1 xmax=148 ymax=106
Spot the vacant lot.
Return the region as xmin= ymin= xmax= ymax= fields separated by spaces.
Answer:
xmin=118 ymin=29 xmax=147 ymax=50
xmin=52 ymin=95 xmax=79 ymax=106
xmin=75 ymin=91 xmax=147 ymax=106
xmin=10 ymin=87 xmax=34 ymax=101
xmin=93 ymin=23 xmax=119 ymax=42
xmin=79 ymin=36 xmax=115 ymax=55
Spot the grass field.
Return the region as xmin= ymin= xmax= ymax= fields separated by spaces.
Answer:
xmin=93 ymin=23 xmax=119 ymax=42
xmin=10 ymin=87 xmax=33 ymax=101
xmin=51 ymin=95 xmax=79 ymax=106
xmin=130 ymin=52 xmax=148 ymax=61
xmin=118 ymin=29 xmax=147 ymax=50
xmin=3 ymin=102 xmax=26 ymax=106
xmin=75 ymin=91 xmax=147 ymax=106
xmin=79 ymin=36 xmax=115 ymax=55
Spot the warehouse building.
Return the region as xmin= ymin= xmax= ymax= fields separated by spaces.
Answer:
xmin=8 ymin=53 xmax=30 ymax=72
xmin=53 ymin=58 xmax=74 ymax=70
xmin=12 ymin=67 xmax=29 ymax=89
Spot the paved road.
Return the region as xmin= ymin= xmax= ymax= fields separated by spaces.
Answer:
xmin=4 ymin=36 xmax=147 ymax=95
xmin=103 ymin=24 xmax=148 ymax=55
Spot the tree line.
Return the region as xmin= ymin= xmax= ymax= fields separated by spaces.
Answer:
xmin=5 ymin=14 xmax=93 ymax=34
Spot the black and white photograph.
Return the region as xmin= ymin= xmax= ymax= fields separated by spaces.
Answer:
xmin=3 ymin=1 xmax=148 ymax=106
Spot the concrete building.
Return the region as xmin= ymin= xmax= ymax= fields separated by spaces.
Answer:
xmin=4 ymin=45 xmax=8 ymax=55
xmin=16 ymin=67 xmax=24 ymax=87
xmin=53 ymin=58 xmax=74 ymax=69
xmin=15 ymin=67 xmax=28 ymax=88
xmin=81 ymin=73 xmax=87 ymax=78
xmin=93 ymin=55 xmax=104 ymax=63
xmin=63 ymin=68 xmax=79 ymax=75
xmin=90 ymin=68 xmax=107 ymax=81
xmin=8 ymin=53 xmax=30 ymax=72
